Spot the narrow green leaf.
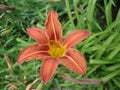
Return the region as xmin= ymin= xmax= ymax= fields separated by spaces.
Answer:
xmin=100 ymin=70 xmax=120 ymax=83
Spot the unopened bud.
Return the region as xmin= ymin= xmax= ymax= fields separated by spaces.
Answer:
xmin=36 ymin=82 xmax=43 ymax=90
xmin=26 ymin=78 xmax=39 ymax=90
xmin=4 ymin=54 xmax=12 ymax=71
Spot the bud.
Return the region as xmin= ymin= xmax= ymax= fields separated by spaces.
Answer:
xmin=23 ymin=75 xmax=27 ymax=83
xmin=4 ymin=54 xmax=12 ymax=71
xmin=26 ymin=78 xmax=39 ymax=90
xmin=36 ymin=82 xmax=43 ymax=90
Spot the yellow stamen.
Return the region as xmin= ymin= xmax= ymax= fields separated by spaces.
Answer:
xmin=48 ymin=41 xmax=66 ymax=58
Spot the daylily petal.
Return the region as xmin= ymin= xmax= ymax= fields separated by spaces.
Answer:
xmin=64 ymin=30 xmax=90 ymax=48
xmin=18 ymin=44 xmax=50 ymax=63
xmin=59 ymin=48 xmax=87 ymax=75
xmin=41 ymin=58 xmax=59 ymax=83
xmin=45 ymin=10 xmax=62 ymax=42
xmin=27 ymin=27 xmax=49 ymax=44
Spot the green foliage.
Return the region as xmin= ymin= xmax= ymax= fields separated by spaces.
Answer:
xmin=0 ymin=0 xmax=120 ymax=89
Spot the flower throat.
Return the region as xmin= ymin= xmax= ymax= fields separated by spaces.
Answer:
xmin=48 ymin=41 xmax=66 ymax=58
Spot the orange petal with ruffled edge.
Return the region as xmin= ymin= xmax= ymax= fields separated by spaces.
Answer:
xmin=64 ymin=30 xmax=90 ymax=48
xmin=41 ymin=58 xmax=59 ymax=83
xmin=45 ymin=10 xmax=62 ymax=42
xmin=18 ymin=44 xmax=50 ymax=63
xmin=27 ymin=27 xmax=49 ymax=44
xmin=59 ymin=48 xmax=87 ymax=75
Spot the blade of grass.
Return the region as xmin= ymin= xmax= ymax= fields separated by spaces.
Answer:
xmin=73 ymin=0 xmax=82 ymax=28
xmin=112 ymin=77 xmax=120 ymax=88
xmin=65 ymin=0 xmax=75 ymax=29
xmin=87 ymin=0 xmax=97 ymax=31
xmin=89 ymin=59 xmax=120 ymax=64
xmin=104 ymin=0 xmax=112 ymax=25
xmin=104 ymin=63 xmax=120 ymax=71
xmin=95 ymin=31 xmax=119 ymax=59
xmin=100 ymin=70 xmax=120 ymax=83
xmin=84 ymin=65 xmax=99 ymax=77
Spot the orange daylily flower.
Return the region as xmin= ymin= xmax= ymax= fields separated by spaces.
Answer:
xmin=18 ymin=11 xmax=90 ymax=83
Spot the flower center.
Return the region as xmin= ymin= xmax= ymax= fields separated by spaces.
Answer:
xmin=48 ymin=41 xmax=66 ymax=58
